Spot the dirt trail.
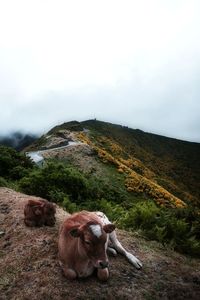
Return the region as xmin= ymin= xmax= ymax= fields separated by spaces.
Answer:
xmin=0 ymin=188 xmax=200 ymax=300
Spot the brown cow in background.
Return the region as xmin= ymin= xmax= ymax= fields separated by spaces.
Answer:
xmin=24 ymin=199 xmax=56 ymax=227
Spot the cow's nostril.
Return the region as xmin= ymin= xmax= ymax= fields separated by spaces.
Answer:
xmin=99 ymin=261 xmax=109 ymax=269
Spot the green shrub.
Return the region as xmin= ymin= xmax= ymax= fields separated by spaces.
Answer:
xmin=62 ymin=196 xmax=78 ymax=213
xmin=19 ymin=169 xmax=47 ymax=198
xmin=0 ymin=145 xmax=33 ymax=180
xmin=19 ymin=160 xmax=132 ymax=206
xmin=122 ymin=201 xmax=160 ymax=230
xmin=9 ymin=166 xmax=30 ymax=180
xmin=48 ymin=190 xmax=78 ymax=213
xmin=121 ymin=201 xmax=200 ymax=257
xmin=19 ymin=161 xmax=89 ymax=203
xmin=48 ymin=190 xmax=67 ymax=204
xmin=98 ymin=198 xmax=125 ymax=223
xmin=0 ymin=176 xmax=8 ymax=187
xmin=86 ymin=175 xmax=129 ymax=205
xmin=182 ymin=236 xmax=200 ymax=256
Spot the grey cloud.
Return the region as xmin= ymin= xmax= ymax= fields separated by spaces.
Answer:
xmin=0 ymin=1 xmax=200 ymax=142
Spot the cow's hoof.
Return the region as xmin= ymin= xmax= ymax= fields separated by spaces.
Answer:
xmin=126 ymin=253 xmax=143 ymax=269
xmin=63 ymin=267 xmax=77 ymax=280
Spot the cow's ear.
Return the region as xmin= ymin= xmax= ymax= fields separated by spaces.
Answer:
xmin=28 ymin=199 xmax=39 ymax=206
xmin=103 ymin=224 xmax=115 ymax=233
xmin=70 ymin=228 xmax=81 ymax=238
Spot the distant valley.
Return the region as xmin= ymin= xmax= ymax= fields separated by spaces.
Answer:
xmin=0 ymin=132 xmax=37 ymax=151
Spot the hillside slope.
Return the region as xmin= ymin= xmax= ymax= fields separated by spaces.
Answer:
xmin=0 ymin=188 xmax=200 ymax=300
xmin=81 ymin=120 xmax=200 ymax=205
xmin=25 ymin=119 xmax=200 ymax=208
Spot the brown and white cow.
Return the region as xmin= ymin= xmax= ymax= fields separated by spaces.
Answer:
xmin=24 ymin=199 xmax=56 ymax=227
xmin=58 ymin=210 xmax=142 ymax=281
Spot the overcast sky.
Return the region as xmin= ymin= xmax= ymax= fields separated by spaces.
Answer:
xmin=0 ymin=0 xmax=200 ymax=142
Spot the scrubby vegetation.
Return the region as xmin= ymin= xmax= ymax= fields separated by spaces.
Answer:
xmin=81 ymin=120 xmax=200 ymax=206
xmin=75 ymin=131 xmax=187 ymax=209
xmin=0 ymin=145 xmax=34 ymax=181
xmin=1 ymin=122 xmax=200 ymax=259
xmin=2 ymin=150 xmax=198 ymax=256
xmin=18 ymin=160 xmax=200 ymax=257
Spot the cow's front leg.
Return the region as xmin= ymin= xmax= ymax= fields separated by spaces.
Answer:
xmin=107 ymin=246 xmax=117 ymax=256
xmin=97 ymin=268 xmax=109 ymax=281
xmin=109 ymin=231 xmax=142 ymax=269
xmin=62 ymin=266 xmax=77 ymax=280
xmin=24 ymin=219 xmax=36 ymax=227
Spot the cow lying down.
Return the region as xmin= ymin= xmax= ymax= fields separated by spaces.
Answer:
xmin=24 ymin=199 xmax=56 ymax=227
xmin=58 ymin=210 xmax=142 ymax=281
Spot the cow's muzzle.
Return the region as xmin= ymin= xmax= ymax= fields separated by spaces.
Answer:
xmin=99 ymin=261 xmax=109 ymax=269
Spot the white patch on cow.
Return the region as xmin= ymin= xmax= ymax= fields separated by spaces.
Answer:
xmin=105 ymin=234 xmax=109 ymax=251
xmin=126 ymin=253 xmax=143 ymax=269
xmin=90 ymin=224 xmax=102 ymax=238
xmin=95 ymin=211 xmax=110 ymax=225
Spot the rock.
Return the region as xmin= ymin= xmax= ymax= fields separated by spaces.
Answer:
xmin=0 ymin=230 xmax=5 ymax=237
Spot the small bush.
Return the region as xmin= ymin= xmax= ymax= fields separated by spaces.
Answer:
xmin=122 ymin=201 xmax=160 ymax=230
xmin=48 ymin=189 xmax=78 ymax=213
xmin=9 ymin=166 xmax=30 ymax=180
xmin=0 ymin=176 xmax=8 ymax=187
xmin=0 ymin=145 xmax=33 ymax=180
xmin=19 ymin=161 xmax=89 ymax=203
xmin=98 ymin=198 xmax=125 ymax=222
xmin=62 ymin=196 xmax=78 ymax=213
xmin=121 ymin=201 xmax=200 ymax=257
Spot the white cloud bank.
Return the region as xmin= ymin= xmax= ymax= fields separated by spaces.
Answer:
xmin=0 ymin=0 xmax=200 ymax=142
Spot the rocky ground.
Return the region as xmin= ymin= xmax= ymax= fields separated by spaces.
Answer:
xmin=0 ymin=187 xmax=200 ymax=300
xmin=42 ymin=130 xmax=104 ymax=176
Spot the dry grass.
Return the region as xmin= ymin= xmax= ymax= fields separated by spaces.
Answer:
xmin=0 ymin=188 xmax=200 ymax=300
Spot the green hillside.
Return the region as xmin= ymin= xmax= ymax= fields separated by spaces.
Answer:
xmin=48 ymin=119 xmax=200 ymax=207
xmin=2 ymin=119 xmax=199 ymax=257
xmin=82 ymin=120 xmax=200 ymax=204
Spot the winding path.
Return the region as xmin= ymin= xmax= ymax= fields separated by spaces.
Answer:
xmin=26 ymin=141 xmax=84 ymax=165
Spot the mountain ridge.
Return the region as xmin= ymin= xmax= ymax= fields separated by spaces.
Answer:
xmin=26 ymin=119 xmax=199 ymax=207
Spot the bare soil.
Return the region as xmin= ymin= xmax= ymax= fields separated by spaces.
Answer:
xmin=0 ymin=187 xmax=200 ymax=300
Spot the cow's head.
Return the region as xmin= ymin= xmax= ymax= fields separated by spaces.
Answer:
xmin=43 ymin=202 xmax=56 ymax=226
xmin=32 ymin=205 xmax=44 ymax=217
xmin=70 ymin=221 xmax=115 ymax=269
xmin=24 ymin=199 xmax=56 ymax=227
